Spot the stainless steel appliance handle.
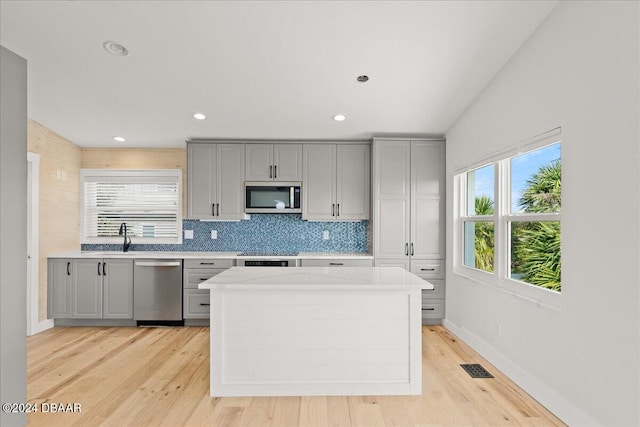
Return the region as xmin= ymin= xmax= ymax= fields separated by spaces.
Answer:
xmin=290 ymin=186 xmax=294 ymax=208
xmin=135 ymin=261 xmax=181 ymax=267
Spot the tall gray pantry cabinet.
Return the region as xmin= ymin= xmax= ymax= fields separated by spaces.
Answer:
xmin=372 ymin=138 xmax=446 ymax=324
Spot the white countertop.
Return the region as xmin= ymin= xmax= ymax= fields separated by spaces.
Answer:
xmin=48 ymin=251 xmax=373 ymax=260
xmin=198 ymin=266 xmax=433 ymax=290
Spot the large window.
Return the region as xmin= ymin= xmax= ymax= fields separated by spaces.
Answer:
xmin=456 ymin=136 xmax=561 ymax=300
xmin=81 ymin=170 xmax=182 ymax=244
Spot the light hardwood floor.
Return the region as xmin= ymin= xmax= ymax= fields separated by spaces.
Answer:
xmin=27 ymin=326 xmax=565 ymax=426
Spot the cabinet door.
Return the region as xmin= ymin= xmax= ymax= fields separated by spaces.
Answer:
xmin=245 ymin=144 xmax=273 ymax=181
xmin=336 ymin=144 xmax=370 ymax=220
xmin=187 ymin=144 xmax=216 ymax=219
xmin=273 ymin=144 xmax=302 ymax=181
xmin=72 ymin=259 xmax=103 ymax=319
xmin=302 ymin=144 xmax=336 ymax=220
xmin=411 ymin=141 xmax=445 ymax=259
xmin=48 ymin=258 xmax=72 ymax=318
xmin=103 ymin=259 xmax=134 ymax=319
xmin=373 ymin=141 xmax=411 ymax=259
xmin=217 ymin=144 xmax=245 ymax=220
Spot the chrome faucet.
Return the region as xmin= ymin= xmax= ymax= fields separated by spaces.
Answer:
xmin=118 ymin=222 xmax=132 ymax=252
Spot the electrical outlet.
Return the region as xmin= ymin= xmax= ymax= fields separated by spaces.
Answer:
xmin=322 ymin=231 xmax=329 ymax=240
xmin=211 ymin=230 xmax=217 ymax=239
xmin=184 ymin=230 xmax=194 ymax=239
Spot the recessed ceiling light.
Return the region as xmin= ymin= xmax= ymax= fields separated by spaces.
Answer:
xmin=332 ymin=114 xmax=346 ymax=122
xmin=103 ymin=41 xmax=129 ymax=56
xmin=193 ymin=113 xmax=206 ymax=120
xmin=113 ymin=136 xmax=126 ymax=142
xmin=357 ymin=75 xmax=369 ymax=82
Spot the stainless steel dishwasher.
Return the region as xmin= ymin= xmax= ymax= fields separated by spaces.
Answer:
xmin=134 ymin=259 xmax=183 ymax=325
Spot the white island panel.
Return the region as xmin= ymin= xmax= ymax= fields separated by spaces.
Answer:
xmin=201 ymin=267 xmax=428 ymax=396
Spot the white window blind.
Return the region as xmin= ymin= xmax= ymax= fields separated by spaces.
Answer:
xmin=81 ymin=170 xmax=182 ymax=244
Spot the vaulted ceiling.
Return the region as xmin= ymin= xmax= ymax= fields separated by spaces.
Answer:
xmin=0 ymin=1 xmax=557 ymax=147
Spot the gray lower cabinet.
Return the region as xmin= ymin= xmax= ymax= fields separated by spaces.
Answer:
xmin=183 ymin=259 xmax=233 ymax=319
xmin=299 ymin=258 xmax=373 ymax=267
xmin=48 ymin=258 xmax=133 ymax=319
xmin=48 ymin=258 xmax=72 ymax=318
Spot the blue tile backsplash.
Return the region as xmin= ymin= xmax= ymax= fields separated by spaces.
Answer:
xmin=82 ymin=214 xmax=369 ymax=253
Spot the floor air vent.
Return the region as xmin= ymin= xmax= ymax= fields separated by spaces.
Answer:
xmin=460 ymin=364 xmax=494 ymax=378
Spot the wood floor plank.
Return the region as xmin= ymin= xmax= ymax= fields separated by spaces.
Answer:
xmin=26 ymin=325 xmax=566 ymax=427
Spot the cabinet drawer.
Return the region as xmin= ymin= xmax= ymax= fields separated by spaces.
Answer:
xmin=184 ymin=259 xmax=234 ymax=269
xmin=300 ymin=258 xmax=373 ymax=267
xmin=412 ymin=260 xmax=444 ymax=279
xmin=184 ymin=289 xmax=210 ymax=319
xmin=421 ymin=280 xmax=445 ymax=300
xmin=421 ymin=299 xmax=445 ymax=319
xmin=183 ymin=269 xmax=226 ymax=289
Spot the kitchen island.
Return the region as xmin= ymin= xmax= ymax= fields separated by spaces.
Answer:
xmin=199 ymin=266 xmax=432 ymax=397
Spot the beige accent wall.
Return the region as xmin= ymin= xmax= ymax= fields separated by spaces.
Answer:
xmin=27 ymin=120 xmax=82 ymax=321
xmin=81 ymin=148 xmax=187 ymax=217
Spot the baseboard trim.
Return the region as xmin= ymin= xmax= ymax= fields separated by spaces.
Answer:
xmin=28 ymin=319 xmax=54 ymax=336
xmin=442 ymin=319 xmax=599 ymax=427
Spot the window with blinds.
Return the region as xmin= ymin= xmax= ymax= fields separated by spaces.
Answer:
xmin=81 ymin=170 xmax=182 ymax=244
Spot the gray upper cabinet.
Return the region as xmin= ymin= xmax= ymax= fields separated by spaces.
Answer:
xmin=187 ymin=142 xmax=245 ymax=220
xmin=245 ymin=143 xmax=302 ymax=181
xmin=48 ymin=258 xmax=72 ymax=318
xmin=373 ymin=139 xmax=445 ymax=262
xmin=302 ymin=144 xmax=370 ymax=221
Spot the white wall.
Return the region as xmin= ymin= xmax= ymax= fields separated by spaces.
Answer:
xmin=0 ymin=45 xmax=28 ymax=427
xmin=445 ymin=2 xmax=639 ymax=426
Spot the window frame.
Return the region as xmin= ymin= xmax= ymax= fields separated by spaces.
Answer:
xmin=80 ymin=169 xmax=183 ymax=245
xmin=454 ymin=130 xmax=562 ymax=310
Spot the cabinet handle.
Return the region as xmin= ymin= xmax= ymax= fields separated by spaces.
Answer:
xmin=103 ymin=262 xmax=107 ymax=276
xmin=405 ymin=243 xmax=409 ymax=256
xmin=216 ymin=203 xmax=220 ymax=216
xmin=332 ymin=204 xmax=335 ymax=216
xmin=424 ymin=288 xmax=435 ymax=291
xmin=97 ymin=262 xmax=101 ymax=276
xmin=67 ymin=262 xmax=71 ymax=276
xmin=212 ymin=203 xmax=215 ymax=216
xmin=200 ymin=262 xmax=215 ymax=265
xmin=269 ymin=165 xmax=273 ymax=179
xmin=199 ymin=303 xmax=211 ymax=306
xmin=422 ymin=308 xmax=436 ymax=311
xmin=336 ymin=203 xmax=340 ymax=217
xmin=421 ymin=268 xmax=436 ymax=271
xmin=199 ymin=278 xmax=211 ymax=281
xmin=274 ymin=165 xmax=277 ymax=179
xmin=329 ymin=262 xmax=344 ymax=266
xmin=410 ymin=243 xmax=414 ymax=256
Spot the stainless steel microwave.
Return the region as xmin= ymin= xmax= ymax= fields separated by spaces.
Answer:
xmin=245 ymin=182 xmax=301 ymax=213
